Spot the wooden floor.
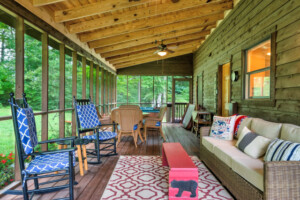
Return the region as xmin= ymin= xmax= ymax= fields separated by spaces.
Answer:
xmin=2 ymin=123 xmax=200 ymax=200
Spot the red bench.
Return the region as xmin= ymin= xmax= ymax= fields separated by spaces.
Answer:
xmin=162 ymin=143 xmax=198 ymax=200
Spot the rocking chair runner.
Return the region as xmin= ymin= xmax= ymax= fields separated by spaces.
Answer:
xmin=6 ymin=93 xmax=76 ymax=200
xmin=73 ymin=97 xmax=117 ymax=165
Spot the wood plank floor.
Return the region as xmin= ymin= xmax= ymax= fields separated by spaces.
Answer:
xmin=2 ymin=123 xmax=200 ymax=200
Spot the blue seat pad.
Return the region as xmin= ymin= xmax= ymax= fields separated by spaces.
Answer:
xmin=82 ymin=131 xmax=117 ymax=140
xmin=25 ymin=151 xmax=75 ymax=174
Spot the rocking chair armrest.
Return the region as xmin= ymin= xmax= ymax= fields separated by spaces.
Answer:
xmin=31 ymin=148 xmax=76 ymax=156
xmin=38 ymin=136 xmax=76 ymax=144
xmin=101 ymin=123 xmax=116 ymax=126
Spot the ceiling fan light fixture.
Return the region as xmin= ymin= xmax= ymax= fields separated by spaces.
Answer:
xmin=158 ymin=50 xmax=167 ymax=57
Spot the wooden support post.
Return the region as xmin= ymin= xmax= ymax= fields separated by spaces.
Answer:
xmin=72 ymin=51 xmax=77 ymax=136
xmin=14 ymin=16 xmax=25 ymax=181
xmin=101 ymin=68 xmax=105 ymax=113
xmin=106 ymin=71 xmax=109 ymax=113
xmin=109 ymin=73 xmax=112 ymax=112
xmin=172 ymin=77 xmax=175 ymax=122
xmin=89 ymin=62 xmax=93 ymax=101
xmin=139 ymin=76 xmax=141 ymax=107
xmin=127 ymin=75 xmax=129 ymax=105
xmin=153 ymin=76 xmax=155 ymax=107
xmin=41 ymin=32 xmax=49 ymax=151
xmin=59 ymin=43 xmax=65 ymax=139
xmin=82 ymin=57 xmax=86 ymax=99
xmin=96 ymin=65 xmax=99 ymax=105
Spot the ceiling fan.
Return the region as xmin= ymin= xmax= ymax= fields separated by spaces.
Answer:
xmin=153 ymin=40 xmax=177 ymax=57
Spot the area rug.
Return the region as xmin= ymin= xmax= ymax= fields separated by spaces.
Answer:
xmin=101 ymin=156 xmax=233 ymax=200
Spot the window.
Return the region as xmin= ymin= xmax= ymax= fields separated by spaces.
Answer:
xmin=245 ymin=39 xmax=271 ymax=99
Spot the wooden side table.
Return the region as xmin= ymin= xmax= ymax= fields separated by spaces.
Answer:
xmin=192 ymin=111 xmax=212 ymax=137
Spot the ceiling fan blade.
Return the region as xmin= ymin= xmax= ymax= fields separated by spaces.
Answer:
xmin=153 ymin=49 xmax=161 ymax=54
xmin=167 ymin=49 xmax=175 ymax=53
xmin=167 ymin=45 xmax=178 ymax=50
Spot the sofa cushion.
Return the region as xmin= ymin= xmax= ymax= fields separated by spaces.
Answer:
xmin=236 ymin=118 xmax=252 ymax=138
xmin=236 ymin=127 xmax=271 ymax=159
xmin=202 ymin=136 xmax=236 ymax=153
xmin=250 ymin=118 xmax=282 ymax=139
xmin=265 ymin=139 xmax=300 ymax=161
xmin=214 ymin=145 xmax=246 ymax=168
xmin=280 ymin=124 xmax=300 ymax=143
xmin=231 ymin=156 xmax=264 ymax=191
xmin=210 ymin=116 xmax=236 ymax=140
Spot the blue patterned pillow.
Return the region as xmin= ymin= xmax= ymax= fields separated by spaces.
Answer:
xmin=17 ymin=107 xmax=38 ymax=155
xmin=210 ymin=116 xmax=236 ymax=140
xmin=265 ymin=139 xmax=300 ymax=161
xmin=76 ymin=104 xmax=101 ymax=129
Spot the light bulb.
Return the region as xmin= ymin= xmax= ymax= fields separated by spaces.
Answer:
xmin=267 ymin=52 xmax=271 ymax=56
xmin=157 ymin=51 xmax=167 ymax=56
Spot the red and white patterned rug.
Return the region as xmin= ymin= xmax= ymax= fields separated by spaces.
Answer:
xmin=101 ymin=156 xmax=233 ymax=200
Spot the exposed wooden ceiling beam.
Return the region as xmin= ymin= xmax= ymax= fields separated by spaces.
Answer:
xmin=74 ymin=0 xmax=232 ymax=35
xmin=96 ymin=31 xmax=211 ymax=54
xmin=88 ymin=12 xmax=222 ymax=48
xmin=68 ymin=0 xmax=222 ymax=33
xmin=109 ymin=41 xmax=202 ymax=65
xmin=107 ymin=39 xmax=204 ymax=63
xmin=33 ymin=0 xmax=65 ymax=6
xmin=54 ymin=0 xmax=153 ymax=23
xmin=115 ymin=47 xmax=196 ymax=69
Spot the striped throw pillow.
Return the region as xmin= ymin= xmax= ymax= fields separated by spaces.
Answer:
xmin=236 ymin=127 xmax=271 ymax=158
xmin=264 ymin=139 xmax=300 ymax=161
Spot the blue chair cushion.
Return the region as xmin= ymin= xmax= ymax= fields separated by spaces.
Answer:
xmin=17 ymin=107 xmax=38 ymax=155
xmin=155 ymin=121 xmax=161 ymax=127
xmin=76 ymin=103 xmax=101 ymax=129
xmin=25 ymin=151 xmax=75 ymax=174
xmin=82 ymin=131 xmax=117 ymax=141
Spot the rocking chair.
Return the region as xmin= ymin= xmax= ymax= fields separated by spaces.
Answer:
xmin=6 ymin=93 xmax=76 ymax=200
xmin=73 ymin=97 xmax=117 ymax=164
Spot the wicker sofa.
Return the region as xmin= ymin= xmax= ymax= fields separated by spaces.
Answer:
xmin=200 ymin=117 xmax=300 ymax=200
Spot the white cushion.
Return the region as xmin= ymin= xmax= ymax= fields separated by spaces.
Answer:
xmin=280 ymin=124 xmax=300 ymax=143
xmin=210 ymin=116 xmax=236 ymax=140
xmin=202 ymin=136 xmax=236 ymax=153
xmin=250 ymin=118 xmax=282 ymax=139
xmin=213 ymin=145 xmax=246 ymax=168
xmin=236 ymin=127 xmax=271 ymax=159
xmin=236 ymin=118 xmax=252 ymax=138
xmin=231 ymin=156 xmax=264 ymax=191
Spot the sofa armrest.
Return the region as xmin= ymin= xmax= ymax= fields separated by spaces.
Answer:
xmin=264 ymin=161 xmax=300 ymax=200
xmin=200 ymin=126 xmax=211 ymax=138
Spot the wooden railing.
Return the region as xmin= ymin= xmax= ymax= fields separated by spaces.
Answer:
xmin=174 ymin=102 xmax=188 ymax=122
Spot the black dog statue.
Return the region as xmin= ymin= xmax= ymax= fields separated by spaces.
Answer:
xmin=171 ymin=180 xmax=197 ymax=198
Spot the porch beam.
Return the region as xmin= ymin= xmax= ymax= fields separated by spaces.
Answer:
xmin=87 ymin=13 xmax=222 ymax=48
xmin=41 ymin=32 xmax=49 ymax=151
xmin=82 ymin=57 xmax=86 ymax=98
xmin=59 ymin=43 xmax=65 ymax=139
xmin=78 ymin=0 xmax=231 ymax=39
xmin=72 ymin=51 xmax=77 ymax=136
xmin=96 ymin=30 xmax=210 ymax=55
xmin=15 ymin=16 xmax=25 ymax=181
xmin=54 ymin=0 xmax=153 ymax=23
xmin=33 ymin=0 xmax=65 ymax=7
xmin=107 ymin=39 xmax=203 ymax=64
xmin=69 ymin=0 xmax=223 ymax=34
xmin=115 ymin=47 xmax=195 ymax=69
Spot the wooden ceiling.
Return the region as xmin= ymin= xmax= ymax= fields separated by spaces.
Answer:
xmin=24 ymin=0 xmax=234 ymax=69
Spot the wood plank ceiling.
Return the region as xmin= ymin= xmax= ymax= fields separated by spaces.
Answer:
xmin=29 ymin=0 xmax=234 ymax=69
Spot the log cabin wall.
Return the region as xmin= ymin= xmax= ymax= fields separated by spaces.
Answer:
xmin=117 ymin=54 xmax=193 ymax=76
xmin=193 ymin=0 xmax=300 ymax=125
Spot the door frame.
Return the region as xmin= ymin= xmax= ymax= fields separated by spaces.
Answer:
xmin=217 ymin=61 xmax=232 ymax=116
xmin=172 ymin=78 xmax=192 ymax=122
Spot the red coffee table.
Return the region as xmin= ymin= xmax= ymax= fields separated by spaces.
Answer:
xmin=162 ymin=143 xmax=198 ymax=200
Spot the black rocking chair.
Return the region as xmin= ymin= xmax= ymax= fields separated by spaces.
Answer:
xmin=73 ymin=96 xmax=117 ymax=164
xmin=5 ymin=93 xmax=76 ymax=200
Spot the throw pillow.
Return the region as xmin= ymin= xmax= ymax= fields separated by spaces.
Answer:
xmin=233 ymin=115 xmax=249 ymax=138
xmin=210 ymin=115 xmax=236 ymax=140
xmin=264 ymin=139 xmax=300 ymax=161
xmin=236 ymin=127 xmax=271 ymax=159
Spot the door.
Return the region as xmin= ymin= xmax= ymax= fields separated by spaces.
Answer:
xmin=172 ymin=78 xmax=192 ymax=122
xmin=221 ymin=63 xmax=231 ymax=116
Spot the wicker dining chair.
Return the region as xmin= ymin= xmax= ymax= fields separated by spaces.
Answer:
xmin=144 ymin=106 xmax=167 ymax=141
xmin=6 ymin=93 xmax=76 ymax=200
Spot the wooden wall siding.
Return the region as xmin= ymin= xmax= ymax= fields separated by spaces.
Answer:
xmin=193 ymin=0 xmax=300 ymax=125
xmin=118 ymin=54 xmax=193 ymax=76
